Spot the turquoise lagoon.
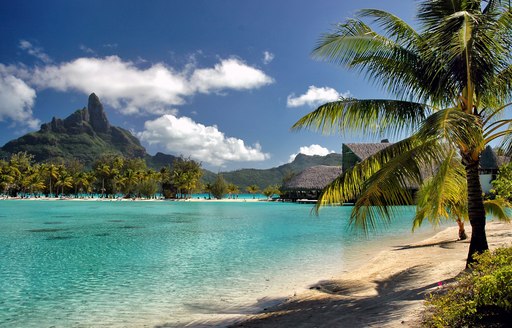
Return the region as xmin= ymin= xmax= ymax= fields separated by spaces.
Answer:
xmin=0 ymin=200 xmax=436 ymax=327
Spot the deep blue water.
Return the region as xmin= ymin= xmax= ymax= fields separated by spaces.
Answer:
xmin=0 ymin=200 xmax=434 ymax=327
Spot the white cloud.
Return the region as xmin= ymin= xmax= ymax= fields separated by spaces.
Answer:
xmin=190 ymin=58 xmax=274 ymax=93
xmin=26 ymin=56 xmax=273 ymax=115
xmin=19 ymin=40 xmax=52 ymax=64
xmin=288 ymin=144 xmax=334 ymax=162
xmin=263 ymin=51 xmax=274 ymax=64
xmin=287 ymin=85 xmax=350 ymax=108
xmin=79 ymin=44 xmax=96 ymax=55
xmin=0 ymin=65 xmax=40 ymax=129
xmin=30 ymin=56 xmax=189 ymax=116
xmin=138 ymin=114 xmax=270 ymax=166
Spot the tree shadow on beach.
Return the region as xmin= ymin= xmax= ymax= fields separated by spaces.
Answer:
xmin=153 ymin=264 xmax=461 ymax=328
xmin=219 ymin=265 xmax=452 ymax=328
xmin=393 ymin=239 xmax=466 ymax=250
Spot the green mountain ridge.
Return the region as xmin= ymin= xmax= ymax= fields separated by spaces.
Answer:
xmin=2 ymin=93 xmax=149 ymax=165
xmin=217 ymin=153 xmax=342 ymax=190
xmin=1 ymin=93 xmax=342 ymax=189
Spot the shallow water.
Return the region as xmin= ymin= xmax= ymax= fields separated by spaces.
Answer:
xmin=0 ymin=200 xmax=436 ymax=327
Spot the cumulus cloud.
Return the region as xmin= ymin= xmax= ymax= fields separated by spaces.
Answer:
xmin=190 ymin=58 xmax=273 ymax=93
xmin=288 ymin=144 xmax=334 ymax=162
xmin=26 ymin=56 xmax=273 ymax=115
xmin=138 ymin=114 xmax=270 ymax=166
xmin=30 ymin=56 xmax=189 ymax=115
xmin=287 ymin=85 xmax=350 ymax=108
xmin=263 ymin=51 xmax=274 ymax=64
xmin=0 ymin=65 xmax=40 ymax=129
xmin=19 ymin=40 xmax=52 ymax=64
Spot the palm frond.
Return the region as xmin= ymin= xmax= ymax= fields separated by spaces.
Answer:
xmin=484 ymin=198 xmax=512 ymax=222
xmin=312 ymin=19 xmax=430 ymax=102
xmin=357 ymin=9 xmax=419 ymax=48
xmin=315 ymin=137 xmax=424 ymax=208
xmin=291 ymin=98 xmax=429 ymax=138
xmin=350 ymin=138 xmax=449 ymax=231
xmin=417 ymin=108 xmax=484 ymax=152
xmin=498 ymin=122 xmax=512 ymax=155
xmin=316 ymin=136 xmax=447 ymax=232
xmin=413 ymin=150 xmax=467 ymax=231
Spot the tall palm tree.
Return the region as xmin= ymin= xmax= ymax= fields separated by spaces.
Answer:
xmin=293 ymin=0 xmax=512 ymax=265
xmin=246 ymin=185 xmax=260 ymax=199
xmin=55 ymin=173 xmax=73 ymax=197
xmin=227 ymin=183 xmax=240 ymax=199
xmin=44 ymin=163 xmax=60 ymax=197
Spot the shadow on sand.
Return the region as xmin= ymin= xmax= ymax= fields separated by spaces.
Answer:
xmin=154 ymin=264 xmax=458 ymax=328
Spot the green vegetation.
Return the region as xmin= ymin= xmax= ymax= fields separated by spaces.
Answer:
xmin=163 ymin=156 xmax=203 ymax=198
xmin=210 ymin=174 xmax=228 ymax=199
xmin=263 ymin=184 xmax=281 ymax=199
xmin=246 ymin=184 xmax=260 ymax=199
xmin=491 ymin=163 xmax=512 ymax=201
xmin=423 ymin=246 xmax=512 ymax=327
xmin=0 ymin=151 xmax=203 ymax=199
xmin=293 ymin=0 xmax=512 ymax=265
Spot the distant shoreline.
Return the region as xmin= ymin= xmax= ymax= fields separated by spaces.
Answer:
xmin=0 ymin=195 xmax=270 ymax=203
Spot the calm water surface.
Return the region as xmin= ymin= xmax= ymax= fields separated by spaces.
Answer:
xmin=0 ymin=200 xmax=434 ymax=327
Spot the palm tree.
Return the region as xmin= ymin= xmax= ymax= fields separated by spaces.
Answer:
xmin=44 ymin=163 xmax=60 ymax=197
xmin=227 ymin=183 xmax=240 ymax=199
xmin=203 ymin=182 xmax=213 ymax=199
xmin=74 ymin=171 xmax=93 ymax=197
xmin=55 ymin=173 xmax=73 ymax=197
xmin=22 ymin=164 xmax=46 ymax=196
xmin=293 ymin=0 xmax=512 ymax=265
xmin=412 ymin=150 xmax=510 ymax=240
xmin=246 ymin=184 xmax=260 ymax=199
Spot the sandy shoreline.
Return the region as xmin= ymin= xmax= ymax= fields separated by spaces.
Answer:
xmin=216 ymin=220 xmax=511 ymax=328
xmin=0 ymin=196 xmax=267 ymax=202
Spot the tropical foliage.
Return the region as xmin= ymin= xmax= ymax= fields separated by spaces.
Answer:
xmin=210 ymin=174 xmax=228 ymax=199
xmin=0 ymin=152 xmax=204 ymax=199
xmin=423 ymin=246 xmax=512 ymax=327
xmin=491 ymin=162 xmax=512 ymax=200
xmin=293 ymin=0 xmax=512 ymax=265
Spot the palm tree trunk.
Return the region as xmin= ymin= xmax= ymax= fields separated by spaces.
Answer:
xmin=463 ymin=155 xmax=488 ymax=267
xmin=456 ymin=218 xmax=467 ymax=240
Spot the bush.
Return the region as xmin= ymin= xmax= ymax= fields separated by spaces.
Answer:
xmin=422 ymin=246 xmax=512 ymax=327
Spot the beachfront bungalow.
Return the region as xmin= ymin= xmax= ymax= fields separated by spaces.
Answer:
xmin=479 ymin=145 xmax=510 ymax=193
xmin=281 ymin=165 xmax=342 ymax=202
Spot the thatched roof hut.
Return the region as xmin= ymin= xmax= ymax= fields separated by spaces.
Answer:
xmin=342 ymin=141 xmax=392 ymax=170
xmin=282 ymin=165 xmax=342 ymax=201
xmin=284 ymin=165 xmax=342 ymax=190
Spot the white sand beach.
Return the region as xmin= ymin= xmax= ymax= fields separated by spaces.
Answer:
xmin=224 ymin=220 xmax=512 ymax=328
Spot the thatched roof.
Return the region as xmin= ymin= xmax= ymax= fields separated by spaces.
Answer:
xmin=283 ymin=165 xmax=342 ymax=190
xmin=344 ymin=142 xmax=392 ymax=161
xmin=480 ymin=146 xmax=499 ymax=170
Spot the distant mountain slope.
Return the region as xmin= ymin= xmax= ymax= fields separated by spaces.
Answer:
xmin=2 ymin=93 xmax=147 ymax=166
xmin=214 ymin=153 xmax=342 ymax=190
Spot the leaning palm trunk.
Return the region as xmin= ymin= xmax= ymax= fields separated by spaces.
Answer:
xmin=456 ymin=218 xmax=467 ymax=240
xmin=463 ymin=155 xmax=489 ymax=266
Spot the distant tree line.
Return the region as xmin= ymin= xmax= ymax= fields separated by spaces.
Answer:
xmin=0 ymin=152 xmax=281 ymax=199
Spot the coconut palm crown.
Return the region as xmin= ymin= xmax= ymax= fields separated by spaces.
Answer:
xmin=292 ymin=0 xmax=512 ymax=266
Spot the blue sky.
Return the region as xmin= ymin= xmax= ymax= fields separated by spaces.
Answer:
xmin=0 ymin=0 xmax=417 ymax=171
